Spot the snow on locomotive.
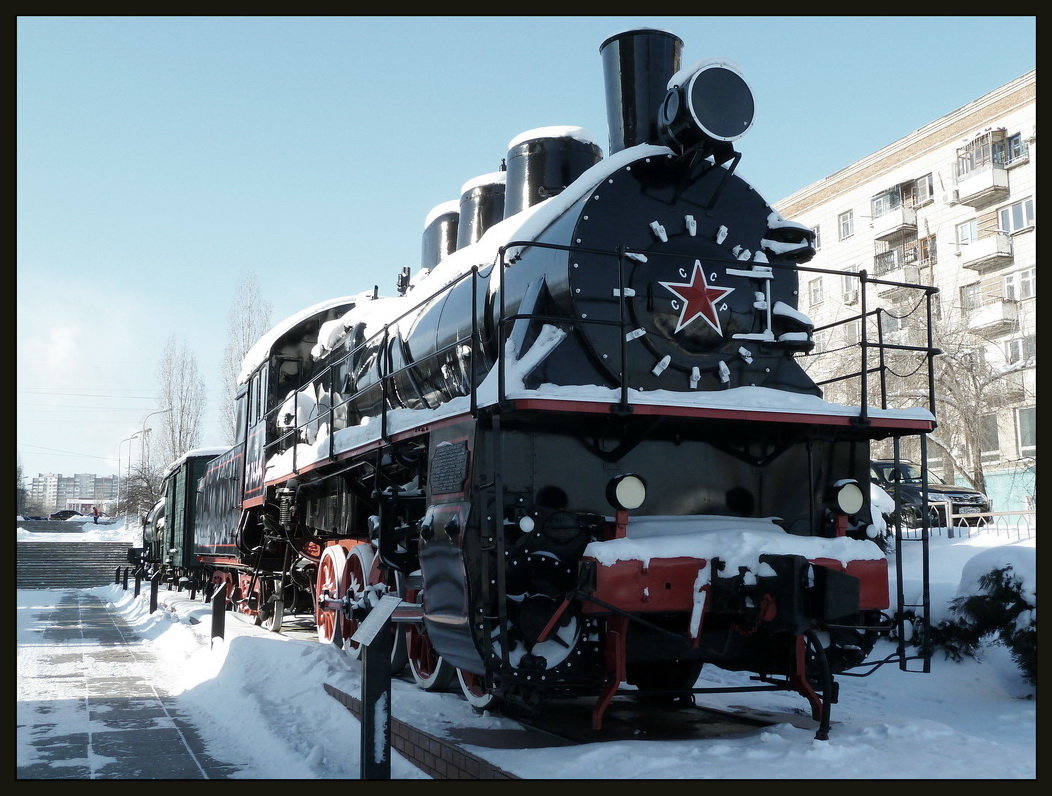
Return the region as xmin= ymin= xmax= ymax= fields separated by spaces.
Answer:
xmin=161 ymin=29 xmax=936 ymax=737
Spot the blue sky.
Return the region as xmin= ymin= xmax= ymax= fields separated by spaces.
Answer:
xmin=17 ymin=15 xmax=1036 ymax=480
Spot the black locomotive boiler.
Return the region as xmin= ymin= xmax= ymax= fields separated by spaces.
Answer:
xmin=149 ymin=28 xmax=937 ymax=739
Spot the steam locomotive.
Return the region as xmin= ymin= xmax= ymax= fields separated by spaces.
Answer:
xmin=141 ymin=28 xmax=937 ymax=739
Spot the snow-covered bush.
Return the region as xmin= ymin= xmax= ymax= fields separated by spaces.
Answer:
xmin=929 ymin=545 xmax=1036 ymax=685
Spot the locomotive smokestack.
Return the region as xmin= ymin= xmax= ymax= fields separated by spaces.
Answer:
xmin=421 ymin=200 xmax=460 ymax=270
xmin=600 ymin=28 xmax=683 ymax=154
xmin=456 ymin=171 xmax=506 ymax=250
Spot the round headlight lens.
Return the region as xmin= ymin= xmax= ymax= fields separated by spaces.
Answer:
xmin=607 ymin=474 xmax=647 ymax=511
xmin=836 ymin=482 xmax=865 ymax=515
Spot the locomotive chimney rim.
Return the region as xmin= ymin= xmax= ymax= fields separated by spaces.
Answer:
xmin=600 ymin=28 xmax=683 ymax=155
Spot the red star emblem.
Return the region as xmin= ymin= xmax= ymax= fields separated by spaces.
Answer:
xmin=659 ymin=261 xmax=735 ymax=335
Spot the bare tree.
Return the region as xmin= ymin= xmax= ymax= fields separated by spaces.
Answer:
xmin=121 ymin=458 xmax=165 ymax=522
xmin=156 ymin=335 xmax=207 ymax=468
xmin=804 ymin=296 xmax=1032 ymax=495
xmin=16 ymin=459 xmax=27 ymax=515
xmin=220 ymin=273 xmax=273 ymax=443
xmin=890 ymin=323 xmax=1032 ymax=495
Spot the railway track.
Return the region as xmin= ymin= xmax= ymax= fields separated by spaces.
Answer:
xmin=151 ymin=586 xmax=800 ymax=777
xmin=324 ymin=679 xmax=791 ymax=779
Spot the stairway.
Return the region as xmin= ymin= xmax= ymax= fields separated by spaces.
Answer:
xmin=17 ymin=542 xmax=135 ymax=589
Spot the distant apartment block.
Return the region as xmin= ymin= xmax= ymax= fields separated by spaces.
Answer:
xmin=28 ymin=473 xmax=119 ymax=514
xmin=775 ymin=70 xmax=1036 ymax=511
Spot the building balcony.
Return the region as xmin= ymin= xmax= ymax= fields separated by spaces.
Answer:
xmin=1002 ymin=370 xmax=1028 ymax=401
xmin=968 ymin=300 xmax=1019 ymax=335
xmin=956 ymin=165 xmax=1009 ymax=207
xmin=873 ymin=248 xmax=915 ymax=277
xmin=876 ymin=264 xmax=924 ymax=300
xmin=871 ymin=205 xmax=917 ymax=241
xmin=959 ymin=232 xmax=1013 ymax=273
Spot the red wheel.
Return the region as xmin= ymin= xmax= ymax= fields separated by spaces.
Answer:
xmin=211 ymin=572 xmax=235 ymax=609
xmin=367 ymin=556 xmax=409 ymax=674
xmin=316 ymin=545 xmax=348 ymax=645
xmin=405 ymin=581 xmax=453 ymax=691
xmin=234 ymin=573 xmax=266 ymax=619
xmin=456 ymin=668 xmax=496 ymax=711
xmin=248 ymin=576 xmax=270 ymax=623
xmin=342 ymin=543 xmax=374 ymax=659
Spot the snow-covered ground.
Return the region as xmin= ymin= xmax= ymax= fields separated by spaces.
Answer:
xmin=17 ymin=516 xmax=1036 ymax=779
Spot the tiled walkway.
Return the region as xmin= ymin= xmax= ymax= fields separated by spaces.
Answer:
xmin=17 ymin=590 xmax=242 ymax=779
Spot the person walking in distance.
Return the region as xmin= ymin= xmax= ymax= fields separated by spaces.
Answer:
xmin=92 ymin=506 xmax=99 ymax=524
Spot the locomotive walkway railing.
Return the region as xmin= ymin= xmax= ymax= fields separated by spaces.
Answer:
xmin=266 ymin=238 xmax=941 ymax=475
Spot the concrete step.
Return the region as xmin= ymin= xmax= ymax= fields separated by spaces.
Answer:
xmin=17 ymin=542 xmax=137 ymax=589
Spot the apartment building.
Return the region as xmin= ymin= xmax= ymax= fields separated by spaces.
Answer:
xmin=775 ymin=70 xmax=1036 ymax=512
xmin=28 ymin=473 xmax=119 ymax=514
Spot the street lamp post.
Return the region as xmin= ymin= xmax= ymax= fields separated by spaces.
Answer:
xmin=117 ymin=432 xmax=140 ymax=519
xmin=139 ymin=408 xmax=173 ymax=471
xmin=134 ymin=408 xmax=172 ymax=519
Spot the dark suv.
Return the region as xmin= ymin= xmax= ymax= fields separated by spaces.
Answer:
xmin=48 ymin=509 xmax=83 ymax=521
xmin=870 ymin=460 xmax=991 ymax=527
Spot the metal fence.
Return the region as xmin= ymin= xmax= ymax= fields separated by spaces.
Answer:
xmin=902 ymin=504 xmax=1036 ymax=542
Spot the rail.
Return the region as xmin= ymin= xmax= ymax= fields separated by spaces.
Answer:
xmin=807 ymin=267 xmax=940 ymax=424
xmin=904 ymin=506 xmax=1036 ymax=542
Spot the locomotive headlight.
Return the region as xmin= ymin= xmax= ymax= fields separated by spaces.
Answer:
xmin=660 ymin=59 xmax=755 ymax=155
xmin=834 ymin=480 xmax=865 ymax=515
xmin=606 ymin=474 xmax=647 ymax=511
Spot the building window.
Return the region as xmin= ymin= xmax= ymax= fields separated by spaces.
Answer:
xmin=1003 ymin=268 xmax=1035 ymax=301
xmin=960 ymin=283 xmax=982 ymax=312
xmin=808 ymin=277 xmax=824 ymax=305
xmin=845 ymin=319 xmax=861 ymax=346
xmin=997 ymin=132 xmax=1028 ymax=165
xmin=1005 ymin=335 xmax=1036 ymax=364
xmin=915 ymin=173 xmax=934 ymax=204
xmin=1019 ymin=267 xmax=1035 ymax=299
xmin=956 ymin=129 xmax=1004 ymax=178
xmin=880 ymin=305 xmax=908 ymax=337
xmin=813 ymin=225 xmax=821 ymax=250
xmin=956 ymin=219 xmax=978 ymax=246
xmin=918 ymin=234 xmax=937 ymax=266
xmin=871 ymin=188 xmax=901 ymax=218
xmin=1016 ymin=406 xmax=1035 ymax=458
xmin=838 ymin=210 xmax=854 ymax=240
xmin=998 ymin=197 xmax=1034 ymax=234
xmin=841 ymin=269 xmax=858 ymax=295
xmin=980 ymin=413 xmax=1000 ymax=465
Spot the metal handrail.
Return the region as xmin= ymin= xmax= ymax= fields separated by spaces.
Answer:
xmin=263 ymin=238 xmax=940 ymax=470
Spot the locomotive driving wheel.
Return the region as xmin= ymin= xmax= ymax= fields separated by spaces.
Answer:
xmin=368 ymin=556 xmax=409 ymax=673
xmin=456 ymin=668 xmax=497 ymax=711
xmin=405 ymin=581 xmax=454 ymax=691
xmin=315 ymin=545 xmax=348 ymax=645
xmin=342 ymin=544 xmax=374 ymax=660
